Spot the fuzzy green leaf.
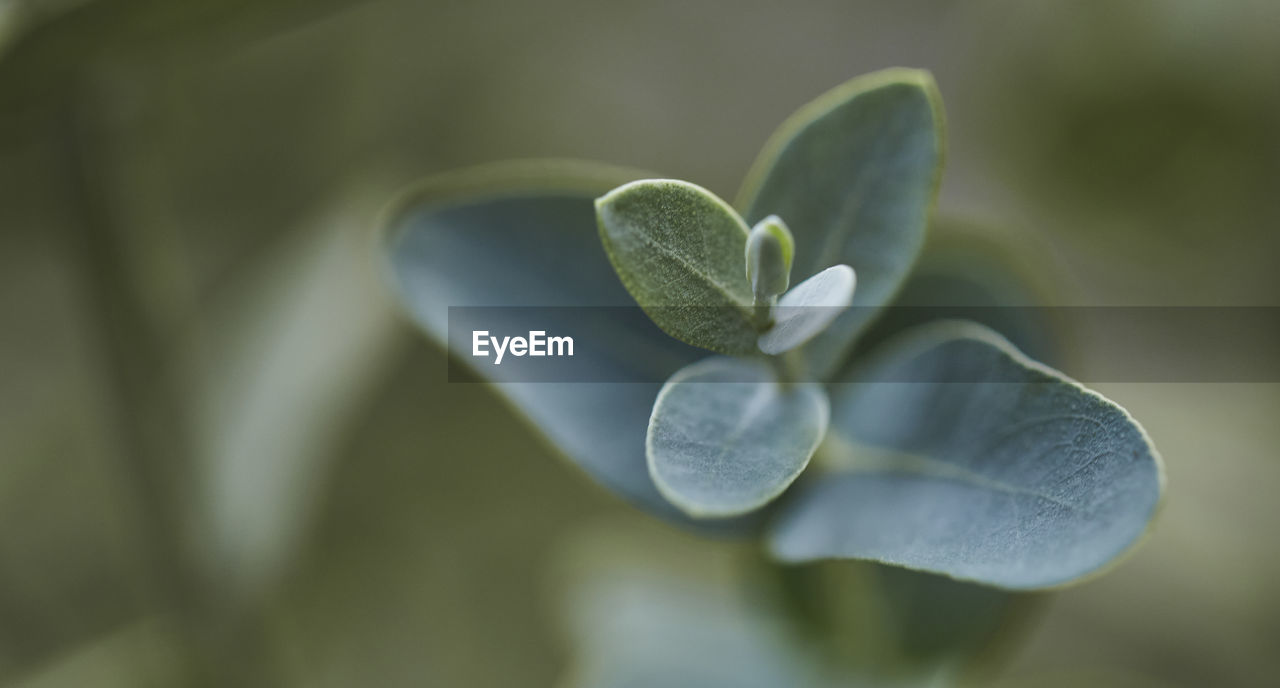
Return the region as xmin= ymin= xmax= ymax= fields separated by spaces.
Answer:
xmin=596 ymin=180 xmax=761 ymax=355
xmin=758 ymin=264 xmax=855 ymax=355
xmin=738 ymin=68 xmax=945 ymax=376
xmin=648 ymin=357 xmax=829 ymax=518
xmin=768 ymin=321 xmax=1164 ymax=589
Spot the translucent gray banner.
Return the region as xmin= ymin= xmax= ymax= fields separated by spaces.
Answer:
xmin=445 ymin=306 xmax=1280 ymax=383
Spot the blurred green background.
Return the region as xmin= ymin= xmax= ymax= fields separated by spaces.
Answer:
xmin=1 ymin=0 xmax=1278 ymax=686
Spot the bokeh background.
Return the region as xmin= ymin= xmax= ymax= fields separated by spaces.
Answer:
xmin=1 ymin=0 xmax=1278 ymax=686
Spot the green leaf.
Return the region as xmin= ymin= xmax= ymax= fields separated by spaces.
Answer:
xmin=384 ymin=160 xmax=761 ymax=533
xmin=774 ymin=560 xmax=1035 ymax=680
xmin=596 ymin=180 xmax=760 ymax=355
xmin=767 ymin=321 xmax=1164 ymax=589
xmin=648 ymin=357 xmax=829 ymax=518
xmin=737 ymin=68 xmax=945 ymax=376
xmin=757 ymin=264 xmax=855 ymax=356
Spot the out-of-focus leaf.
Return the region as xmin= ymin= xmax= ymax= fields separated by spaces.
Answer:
xmin=0 ymin=0 xmax=364 ymax=115
xmin=562 ymin=578 xmax=823 ymax=688
xmin=871 ymin=564 xmax=1028 ymax=668
xmin=758 ymin=265 xmax=855 ymax=356
xmin=385 ymin=160 xmax=758 ymax=530
xmin=737 ymin=68 xmax=945 ymax=376
xmin=647 ymin=357 xmax=828 ymax=518
xmin=988 ymin=670 xmax=1178 ymax=688
xmin=555 ymin=523 xmax=826 ymax=688
xmin=10 ymin=620 xmax=183 ymax=688
xmin=852 ymin=217 xmax=1059 ymax=367
xmin=768 ymin=321 xmax=1163 ymax=589
xmin=189 ymin=190 xmax=401 ymax=597
xmin=772 ymin=560 xmax=1035 ymax=683
xmin=596 ymin=179 xmax=760 ymax=355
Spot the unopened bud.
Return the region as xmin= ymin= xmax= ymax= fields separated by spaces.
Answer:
xmin=745 ymin=215 xmax=795 ymax=324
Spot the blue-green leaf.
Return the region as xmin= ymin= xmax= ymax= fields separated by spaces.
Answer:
xmin=768 ymin=321 xmax=1163 ymax=589
xmin=596 ymin=180 xmax=761 ymax=355
xmin=648 ymin=357 xmax=829 ymax=518
xmin=384 ymin=160 xmax=756 ymax=529
xmin=737 ymin=68 xmax=945 ymax=376
xmin=758 ymin=264 xmax=856 ymax=356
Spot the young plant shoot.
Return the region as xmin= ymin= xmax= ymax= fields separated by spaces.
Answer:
xmin=384 ymin=68 xmax=1163 ymax=594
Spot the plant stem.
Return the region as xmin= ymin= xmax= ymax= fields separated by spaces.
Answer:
xmin=752 ymin=294 xmax=777 ymax=329
xmin=768 ymin=348 xmax=808 ymax=387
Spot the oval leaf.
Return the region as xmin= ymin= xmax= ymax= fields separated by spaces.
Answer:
xmin=767 ymin=321 xmax=1164 ymax=589
xmin=758 ymin=264 xmax=855 ymax=355
xmin=737 ymin=68 xmax=945 ymax=376
xmin=596 ymin=180 xmax=760 ymax=355
xmin=648 ymin=357 xmax=829 ymax=518
xmin=384 ymin=160 xmax=761 ymax=533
